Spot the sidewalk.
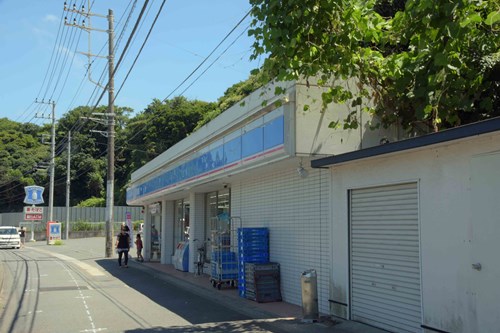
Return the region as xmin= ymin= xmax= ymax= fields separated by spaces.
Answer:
xmin=18 ymin=237 xmax=387 ymax=333
xmin=131 ymin=260 xmax=387 ymax=333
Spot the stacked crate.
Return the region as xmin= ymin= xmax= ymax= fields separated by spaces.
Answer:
xmin=210 ymin=251 xmax=238 ymax=280
xmin=237 ymin=227 xmax=270 ymax=298
xmin=244 ymin=262 xmax=282 ymax=303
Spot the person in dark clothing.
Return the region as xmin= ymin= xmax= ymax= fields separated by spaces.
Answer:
xmin=19 ymin=227 xmax=26 ymax=248
xmin=115 ymin=228 xmax=131 ymax=267
xmin=135 ymin=234 xmax=144 ymax=262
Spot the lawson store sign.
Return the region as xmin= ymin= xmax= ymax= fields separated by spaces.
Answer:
xmin=127 ymin=113 xmax=286 ymax=203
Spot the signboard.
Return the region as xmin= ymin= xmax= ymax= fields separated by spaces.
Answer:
xmin=47 ymin=222 xmax=61 ymax=245
xmin=24 ymin=206 xmax=44 ymax=221
xmin=24 ymin=185 xmax=45 ymax=205
xmin=149 ymin=203 xmax=160 ymax=215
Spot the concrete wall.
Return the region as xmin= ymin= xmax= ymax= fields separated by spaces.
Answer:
xmin=231 ymin=164 xmax=330 ymax=314
xmin=294 ymin=82 xmax=400 ymax=156
xmin=329 ymin=131 xmax=500 ymax=333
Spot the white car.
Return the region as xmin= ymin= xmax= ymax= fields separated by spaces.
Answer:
xmin=0 ymin=226 xmax=21 ymax=249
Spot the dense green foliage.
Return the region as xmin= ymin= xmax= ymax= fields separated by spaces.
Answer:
xmin=77 ymin=197 xmax=106 ymax=207
xmin=0 ymin=96 xmax=222 ymax=212
xmin=0 ymin=118 xmax=49 ymax=211
xmin=2 ymin=1 xmax=498 ymax=212
xmin=248 ymin=0 xmax=500 ymax=132
xmin=194 ymin=71 xmax=268 ymax=130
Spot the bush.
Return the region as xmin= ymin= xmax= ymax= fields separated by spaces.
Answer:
xmin=77 ymin=197 xmax=105 ymax=207
xmin=133 ymin=220 xmax=144 ymax=231
xmin=72 ymin=220 xmax=95 ymax=231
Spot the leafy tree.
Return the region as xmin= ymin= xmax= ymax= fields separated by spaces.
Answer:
xmin=77 ymin=196 xmax=105 ymax=207
xmin=194 ymin=71 xmax=268 ymax=130
xmin=55 ymin=105 xmax=133 ymax=206
xmin=248 ymin=0 xmax=500 ymax=132
xmin=0 ymin=118 xmax=48 ymax=212
xmin=122 ymin=97 xmax=210 ymax=176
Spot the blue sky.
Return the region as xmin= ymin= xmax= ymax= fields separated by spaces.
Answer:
xmin=0 ymin=0 xmax=260 ymax=124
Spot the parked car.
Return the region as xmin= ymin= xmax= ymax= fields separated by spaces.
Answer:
xmin=0 ymin=226 xmax=21 ymax=249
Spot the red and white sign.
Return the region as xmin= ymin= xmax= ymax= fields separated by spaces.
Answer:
xmin=24 ymin=206 xmax=44 ymax=221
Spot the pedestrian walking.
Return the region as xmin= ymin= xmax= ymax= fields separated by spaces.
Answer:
xmin=19 ymin=226 xmax=25 ymax=248
xmin=115 ymin=228 xmax=131 ymax=268
xmin=135 ymin=234 xmax=144 ymax=262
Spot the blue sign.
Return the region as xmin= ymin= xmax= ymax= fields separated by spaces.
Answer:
xmin=50 ymin=224 xmax=60 ymax=234
xmin=24 ymin=186 xmax=45 ymax=205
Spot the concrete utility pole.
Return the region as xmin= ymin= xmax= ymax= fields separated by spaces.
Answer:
xmin=65 ymin=131 xmax=71 ymax=240
xmin=65 ymin=3 xmax=116 ymax=257
xmin=105 ymin=9 xmax=116 ymax=258
xmin=35 ymin=99 xmax=56 ymax=222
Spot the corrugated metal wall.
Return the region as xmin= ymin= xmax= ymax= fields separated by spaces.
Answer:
xmin=0 ymin=206 xmax=143 ymax=226
xmin=231 ymin=167 xmax=330 ymax=314
xmin=350 ymin=182 xmax=421 ymax=333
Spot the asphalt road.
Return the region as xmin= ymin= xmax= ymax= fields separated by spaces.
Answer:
xmin=0 ymin=240 xmax=285 ymax=333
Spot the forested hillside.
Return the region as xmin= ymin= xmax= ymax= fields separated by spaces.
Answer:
xmin=0 ymin=75 xmax=264 ymax=213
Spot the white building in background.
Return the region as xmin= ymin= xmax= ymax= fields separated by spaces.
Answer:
xmin=126 ymin=78 xmax=396 ymax=314
xmin=312 ymin=117 xmax=500 ymax=333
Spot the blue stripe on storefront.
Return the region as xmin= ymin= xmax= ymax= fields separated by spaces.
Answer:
xmin=127 ymin=115 xmax=285 ymax=203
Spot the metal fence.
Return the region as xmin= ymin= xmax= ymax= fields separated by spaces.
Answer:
xmin=0 ymin=206 xmax=143 ymax=227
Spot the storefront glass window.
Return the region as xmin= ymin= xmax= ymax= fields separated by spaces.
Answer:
xmin=150 ymin=214 xmax=161 ymax=261
xmin=205 ymin=188 xmax=230 ymax=262
xmin=174 ymin=199 xmax=190 ymax=248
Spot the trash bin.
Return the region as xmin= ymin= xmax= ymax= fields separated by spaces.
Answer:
xmin=301 ymin=269 xmax=319 ymax=322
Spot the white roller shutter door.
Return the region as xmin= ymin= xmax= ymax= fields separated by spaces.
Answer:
xmin=350 ymin=182 xmax=422 ymax=333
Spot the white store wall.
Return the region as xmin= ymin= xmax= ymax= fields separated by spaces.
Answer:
xmin=231 ymin=165 xmax=330 ymax=314
xmin=329 ymin=131 xmax=500 ymax=333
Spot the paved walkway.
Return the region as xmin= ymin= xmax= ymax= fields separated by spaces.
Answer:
xmin=129 ymin=256 xmax=387 ymax=333
xmin=5 ymin=237 xmax=388 ymax=333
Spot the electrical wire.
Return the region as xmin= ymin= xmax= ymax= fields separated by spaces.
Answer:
xmin=0 ymin=1 xmax=141 ymax=196
xmin=114 ymin=0 xmax=164 ymax=101
xmin=124 ymin=8 xmax=251 ymax=146
xmin=162 ymin=9 xmax=251 ymax=101
xmin=178 ymin=25 xmax=250 ymax=97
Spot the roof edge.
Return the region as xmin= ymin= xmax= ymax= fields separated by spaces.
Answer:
xmin=311 ymin=117 xmax=500 ymax=168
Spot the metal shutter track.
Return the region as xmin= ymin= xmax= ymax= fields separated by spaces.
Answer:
xmin=351 ymin=182 xmax=421 ymax=333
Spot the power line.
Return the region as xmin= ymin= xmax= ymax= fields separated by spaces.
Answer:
xmin=114 ymin=0 xmax=166 ymax=101
xmin=162 ymin=9 xmax=251 ymax=101
xmin=124 ymin=9 xmax=252 ymax=145
xmin=178 ymin=25 xmax=250 ymax=97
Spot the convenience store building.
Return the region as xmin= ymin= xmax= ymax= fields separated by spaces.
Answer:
xmin=126 ymin=78 xmax=396 ymax=316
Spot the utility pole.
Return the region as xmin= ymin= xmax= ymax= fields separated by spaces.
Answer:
xmin=65 ymin=3 xmax=115 ymax=257
xmin=35 ymin=99 xmax=56 ymax=222
xmin=65 ymin=131 xmax=71 ymax=240
xmin=105 ymin=8 xmax=116 ymax=258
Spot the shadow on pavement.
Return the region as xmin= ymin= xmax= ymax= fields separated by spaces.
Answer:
xmin=95 ymin=258 xmax=261 ymax=326
xmin=124 ymin=318 xmax=298 ymax=333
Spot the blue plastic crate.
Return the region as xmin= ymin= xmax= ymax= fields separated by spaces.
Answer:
xmin=211 ymin=273 xmax=238 ymax=280
xmin=211 ymin=262 xmax=239 ymax=280
xmin=239 ymin=252 xmax=269 ymax=259
xmin=211 ymin=251 xmax=237 ymax=262
xmin=238 ymin=238 xmax=269 ymax=245
xmin=238 ymin=227 xmax=269 ymax=235
xmin=238 ymin=235 xmax=269 ymax=242
xmin=238 ymin=232 xmax=269 ymax=238
xmin=239 ymin=246 xmax=269 ymax=254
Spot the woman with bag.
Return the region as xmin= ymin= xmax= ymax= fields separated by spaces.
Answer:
xmin=115 ymin=227 xmax=131 ymax=268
